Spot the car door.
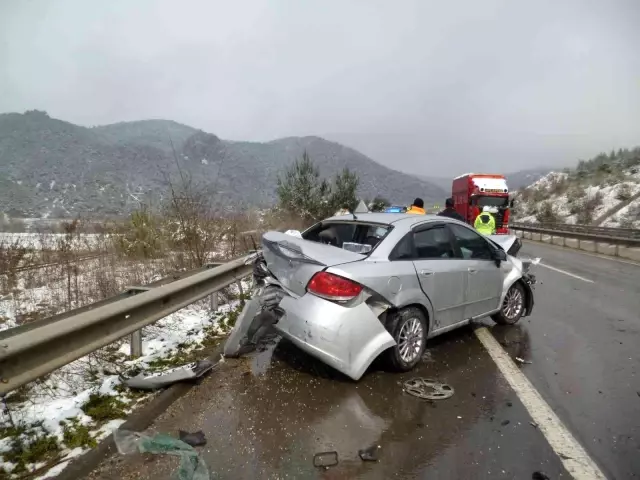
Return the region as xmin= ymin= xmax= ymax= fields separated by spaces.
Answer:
xmin=408 ymin=224 xmax=468 ymax=329
xmin=446 ymin=223 xmax=503 ymax=319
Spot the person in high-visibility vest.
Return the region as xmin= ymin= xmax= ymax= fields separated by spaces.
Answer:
xmin=474 ymin=206 xmax=496 ymax=235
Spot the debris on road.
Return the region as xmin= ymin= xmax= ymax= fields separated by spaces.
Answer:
xmin=179 ymin=430 xmax=207 ymax=447
xmin=532 ymin=472 xmax=550 ymax=480
xmin=515 ymin=357 xmax=533 ymax=364
xmin=403 ymin=378 xmax=454 ymax=400
xmin=501 ymin=420 xmax=511 ymax=426
xmin=114 ymin=429 xmax=209 ymax=480
xmin=358 ymin=445 xmax=381 ymax=462
xmin=530 ymin=421 xmax=539 ymax=429
xmin=125 ymin=360 xmax=216 ymax=390
xmin=313 ymin=451 xmax=339 ymax=468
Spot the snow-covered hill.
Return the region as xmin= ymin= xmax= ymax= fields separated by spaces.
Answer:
xmin=514 ymin=168 xmax=640 ymax=228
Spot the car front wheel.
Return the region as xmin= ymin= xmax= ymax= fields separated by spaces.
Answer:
xmin=385 ymin=307 xmax=428 ymax=372
xmin=492 ymin=282 xmax=526 ymax=325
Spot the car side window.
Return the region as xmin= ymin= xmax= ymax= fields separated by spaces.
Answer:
xmin=389 ymin=234 xmax=413 ymax=260
xmin=448 ymin=224 xmax=494 ymax=260
xmin=413 ymin=226 xmax=456 ymax=259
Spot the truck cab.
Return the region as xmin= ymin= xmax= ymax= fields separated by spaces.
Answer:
xmin=452 ymin=173 xmax=511 ymax=234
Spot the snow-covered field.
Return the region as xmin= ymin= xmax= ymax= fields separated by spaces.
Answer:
xmin=515 ymin=169 xmax=640 ymax=228
xmin=0 ymin=257 xmax=249 ymax=479
xmin=0 ymin=233 xmax=110 ymax=251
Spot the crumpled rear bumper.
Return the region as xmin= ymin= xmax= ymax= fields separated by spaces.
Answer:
xmin=274 ymin=293 xmax=395 ymax=381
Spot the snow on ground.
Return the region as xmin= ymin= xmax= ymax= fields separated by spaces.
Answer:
xmin=0 ymin=265 xmax=250 ymax=478
xmin=602 ymin=195 xmax=640 ymax=229
xmin=0 ymin=232 xmax=110 ymax=251
xmin=515 ymin=169 xmax=640 ymax=226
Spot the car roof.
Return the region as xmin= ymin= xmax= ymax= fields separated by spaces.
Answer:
xmin=323 ymin=212 xmax=451 ymax=227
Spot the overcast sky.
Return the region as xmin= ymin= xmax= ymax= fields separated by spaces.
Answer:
xmin=1 ymin=0 xmax=639 ymax=177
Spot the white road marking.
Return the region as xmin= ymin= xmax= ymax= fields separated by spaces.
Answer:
xmin=521 ymin=239 xmax=640 ymax=267
xmin=475 ymin=327 xmax=606 ymax=480
xmin=539 ymin=263 xmax=594 ymax=283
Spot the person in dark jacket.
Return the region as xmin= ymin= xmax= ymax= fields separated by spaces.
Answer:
xmin=437 ymin=198 xmax=465 ymax=222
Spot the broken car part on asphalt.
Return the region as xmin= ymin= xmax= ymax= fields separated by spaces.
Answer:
xmin=113 ymin=429 xmax=209 ymax=480
xmin=313 ymin=451 xmax=339 ymax=468
xmin=179 ymin=430 xmax=207 ymax=447
xmin=403 ymin=378 xmax=455 ymax=400
xmin=125 ymin=360 xmax=216 ymax=390
xmin=224 ymin=213 xmax=539 ymax=381
xmin=358 ymin=445 xmax=381 ymax=462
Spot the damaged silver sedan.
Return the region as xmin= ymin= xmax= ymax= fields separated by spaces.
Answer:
xmin=224 ymin=213 xmax=538 ymax=381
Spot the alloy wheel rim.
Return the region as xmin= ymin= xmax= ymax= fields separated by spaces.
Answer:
xmin=503 ymin=287 xmax=523 ymax=319
xmin=398 ymin=318 xmax=424 ymax=362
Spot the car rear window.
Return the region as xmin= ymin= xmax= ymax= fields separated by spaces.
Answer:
xmin=303 ymin=222 xmax=392 ymax=253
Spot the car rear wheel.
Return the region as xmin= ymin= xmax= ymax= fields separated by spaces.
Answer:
xmin=492 ymin=282 xmax=525 ymax=325
xmin=385 ymin=307 xmax=428 ymax=372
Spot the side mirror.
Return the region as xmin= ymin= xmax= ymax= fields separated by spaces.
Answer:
xmin=494 ymin=248 xmax=507 ymax=266
xmin=509 ymin=199 xmax=515 ymax=208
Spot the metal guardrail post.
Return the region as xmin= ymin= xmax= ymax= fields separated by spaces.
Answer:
xmin=130 ymin=330 xmax=143 ymax=358
xmin=210 ymin=292 xmax=219 ymax=311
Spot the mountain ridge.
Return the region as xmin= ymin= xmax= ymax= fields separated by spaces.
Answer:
xmin=0 ymin=111 xmax=446 ymax=217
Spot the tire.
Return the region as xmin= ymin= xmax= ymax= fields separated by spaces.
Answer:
xmin=385 ymin=307 xmax=428 ymax=372
xmin=492 ymin=282 xmax=526 ymax=325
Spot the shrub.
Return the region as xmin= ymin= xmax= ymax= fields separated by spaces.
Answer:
xmin=535 ymin=201 xmax=559 ymax=223
xmin=61 ymin=419 xmax=96 ymax=449
xmin=80 ymin=393 xmax=127 ymax=423
xmin=576 ymin=191 xmax=603 ymax=224
xmin=616 ymin=184 xmax=633 ymax=201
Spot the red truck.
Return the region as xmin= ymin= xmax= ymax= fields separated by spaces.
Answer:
xmin=452 ymin=173 xmax=511 ymax=234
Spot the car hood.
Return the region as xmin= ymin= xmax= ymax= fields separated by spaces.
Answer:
xmin=486 ymin=234 xmax=518 ymax=252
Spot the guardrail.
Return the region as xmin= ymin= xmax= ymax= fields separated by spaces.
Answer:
xmin=510 ymin=222 xmax=640 ymax=247
xmin=0 ymin=254 xmax=254 ymax=395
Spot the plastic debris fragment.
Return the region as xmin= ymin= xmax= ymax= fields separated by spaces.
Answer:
xmin=125 ymin=360 xmax=216 ymax=390
xmin=532 ymin=472 xmax=550 ymax=480
xmin=313 ymin=451 xmax=339 ymax=468
xmin=515 ymin=357 xmax=533 ymax=364
xmin=358 ymin=445 xmax=380 ymax=462
xmin=113 ymin=429 xmax=209 ymax=480
xmin=179 ymin=430 xmax=207 ymax=447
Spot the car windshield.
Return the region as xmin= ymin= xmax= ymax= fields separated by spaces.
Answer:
xmin=474 ymin=195 xmax=509 ymax=208
xmin=302 ymin=222 xmax=391 ymax=253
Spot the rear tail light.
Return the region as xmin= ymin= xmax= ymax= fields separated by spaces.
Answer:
xmin=307 ymin=272 xmax=363 ymax=302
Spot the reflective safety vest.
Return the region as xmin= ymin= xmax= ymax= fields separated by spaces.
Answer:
xmin=474 ymin=212 xmax=496 ymax=235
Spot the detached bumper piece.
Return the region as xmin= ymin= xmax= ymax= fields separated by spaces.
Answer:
xmin=125 ymin=360 xmax=216 ymax=390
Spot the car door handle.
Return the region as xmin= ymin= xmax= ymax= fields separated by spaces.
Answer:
xmin=420 ymin=270 xmax=434 ymax=276
xmin=468 ymin=268 xmax=477 ymax=274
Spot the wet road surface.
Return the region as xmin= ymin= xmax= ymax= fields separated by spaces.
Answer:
xmin=515 ymin=242 xmax=640 ymax=479
xmin=89 ymin=329 xmax=567 ymax=479
xmin=87 ymin=241 xmax=640 ymax=479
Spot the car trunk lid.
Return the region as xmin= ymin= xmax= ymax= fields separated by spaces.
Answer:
xmin=262 ymin=231 xmax=365 ymax=296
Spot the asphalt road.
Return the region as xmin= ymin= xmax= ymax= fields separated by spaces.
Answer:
xmin=515 ymin=241 xmax=640 ymax=480
xmin=88 ymin=241 xmax=640 ymax=480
